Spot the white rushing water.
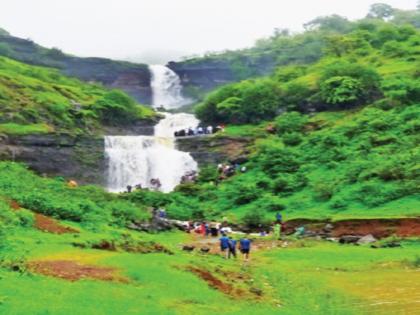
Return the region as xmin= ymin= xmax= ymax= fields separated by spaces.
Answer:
xmin=149 ymin=64 xmax=190 ymax=109
xmin=105 ymin=65 xmax=199 ymax=193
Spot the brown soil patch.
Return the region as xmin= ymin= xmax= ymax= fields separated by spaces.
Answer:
xmin=8 ymin=199 xmax=21 ymax=210
xmin=189 ymin=266 xmax=244 ymax=298
xmin=331 ymin=219 xmax=420 ymax=238
xmin=28 ymin=260 xmax=126 ymax=282
xmin=284 ymin=218 xmax=420 ymax=238
xmin=34 ymin=213 xmax=79 ymax=234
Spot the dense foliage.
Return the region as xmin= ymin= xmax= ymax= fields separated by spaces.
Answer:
xmin=0 ymin=57 xmax=154 ymax=135
xmin=196 ymin=21 xmax=420 ymax=124
xmin=0 ymin=162 xmax=150 ymax=228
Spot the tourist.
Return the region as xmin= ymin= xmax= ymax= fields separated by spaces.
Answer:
xmin=273 ymin=222 xmax=281 ymax=240
xmin=126 ymin=185 xmax=132 ymax=193
xmin=276 ymin=212 xmax=283 ymax=223
xmin=219 ymin=233 xmax=230 ymax=259
xmin=228 ymin=237 xmax=237 ymax=258
xmin=197 ymin=126 xmax=204 ymax=135
xmin=158 ymin=208 xmax=167 ymax=218
xmin=207 ymin=126 xmax=213 ymax=134
xmin=210 ymin=223 xmax=219 ymax=237
xmin=67 ymin=180 xmax=78 ymax=188
xmin=239 ymin=235 xmax=251 ymax=261
xmin=200 ymin=222 xmax=206 ymax=237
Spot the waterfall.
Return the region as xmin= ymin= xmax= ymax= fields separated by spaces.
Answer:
xmin=105 ymin=113 xmax=199 ymax=193
xmin=105 ymin=66 xmax=199 ymax=193
xmin=149 ymin=64 xmax=190 ymax=109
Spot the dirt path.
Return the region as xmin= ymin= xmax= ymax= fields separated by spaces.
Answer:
xmin=34 ymin=213 xmax=79 ymax=234
xmin=27 ymin=260 xmax=127 ymax=282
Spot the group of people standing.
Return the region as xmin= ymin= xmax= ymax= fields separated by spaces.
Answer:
xmin=180 ymin=170 xmax=198 ymax=184
xmin=220 ymin=234 xmax=252 ymax=261
xmin=217 ymin=163 xmax=247 ymax=181
xmin=174 ymin=125 xmax=225 ymax=137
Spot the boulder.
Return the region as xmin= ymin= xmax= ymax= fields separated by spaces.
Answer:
xmin=339 ymin=235 xmax=362 ymax=244
xmin=200 ymin=247 xmax=210 ymax=253
xmin=357 ymin=234 xmax=377 ymax=245
xmin=182 ymin=245 xmax=195 ymax=252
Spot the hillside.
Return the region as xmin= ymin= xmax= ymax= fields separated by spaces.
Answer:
xmin=0 ymin=31 xmax=152 ymax=104
xmin=0 ymin=56 xmax=155 ymax=136
xmin=151 ymin=21 xmax=420 ymax=224
xmin=170 ymin=6 xmax=420 ymax=99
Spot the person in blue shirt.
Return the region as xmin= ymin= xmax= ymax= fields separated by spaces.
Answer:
xmin=228 ymin=237 xmax=237 ymax=259
xmin=239 ymin=236 xmax=252 ymax=261
xmin=219 ymin=233 xmax=230 ymax=259
xmin=276 ymin=212 xmax=283 ymax=223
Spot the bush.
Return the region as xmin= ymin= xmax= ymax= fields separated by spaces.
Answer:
xmin=232 ymin=184 xmax=260 ymax=205
xmin=92 ymin=90 xmax=139 ymax=125
xmin=312 ymin=180 xmax=337 ymax=201
xmin=283 ymin=132 xmax=303 ymax=146
xmin=317 ymin=60 xmax=381 ymax=109
xmin=241 ymin=210 xmax=270 ymax=229
xmin=275 ymin=112 xmax=308 ymax=136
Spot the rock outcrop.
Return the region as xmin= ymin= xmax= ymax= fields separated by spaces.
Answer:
xmin=0 ymin=134 xmax=106 ymax=185
xmin=0 ymin=119 xmax=158 ymax=185
xmin=167 ymin=55 xmax=276 ymax=96
xmin=176 ymin=135 xmax=253 ymax=167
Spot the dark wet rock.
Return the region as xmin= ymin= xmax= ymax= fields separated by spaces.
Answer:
xmin=200 ymin=247 xmax=210 ymax=253
xmin=176 ymin=136 xmax=253 ymax=167
xmin=128 ymin=217 xmax=173 ymax=233
xmin=168 ymin=57 xmax=276 ymax=97
xmin=371 ymin=241 xmax=401 ymax=249
xmin=0 ymin=134 xmax=106 ymax=185
xmin=339 ymin=235 xmax=362 ymax=244
xmin=183 ymin=245 xmax=195 ymax=252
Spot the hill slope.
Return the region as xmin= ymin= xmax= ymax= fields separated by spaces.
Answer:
xmin=0 ymin=56 xmax=155 ymax=136
xmin=150 ymin=21 xmax=420 ymax=224
xmin=0 ymin=31 xmax=152 ymax=104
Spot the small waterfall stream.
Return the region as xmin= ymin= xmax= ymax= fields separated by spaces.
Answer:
xmin=105 ymin=65 xmax=198 ymax=193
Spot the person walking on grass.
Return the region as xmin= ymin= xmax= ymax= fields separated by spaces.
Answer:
xmin=273 ymin=222 xmax=281 ymax=241
xmin=228 ymin=236 xmax=237 ymax=259
xmin=239 ymin=235 xmax=251 ymax=262
xmin=220 ymin=233 xmax=230 ymax=259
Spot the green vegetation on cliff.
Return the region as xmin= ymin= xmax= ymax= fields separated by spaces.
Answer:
xmin=158 ymin=21 xmax=420 ymax=225
xmin=0 ymin=56 xmax=155 ymax=135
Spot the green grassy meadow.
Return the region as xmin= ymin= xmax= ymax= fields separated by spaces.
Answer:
xmin=1 ymin=221 xmax=419 ymax=315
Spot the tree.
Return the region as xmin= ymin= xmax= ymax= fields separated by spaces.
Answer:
xmin=318 ymin=61 xmax=381 ymax=108
xmin=320 ymin=76 xmax=363 ymax=106
xmin=304 ymin=15 xmax=351 ymax=33
xmin=368 ymin=3 xmax=395 ymax=20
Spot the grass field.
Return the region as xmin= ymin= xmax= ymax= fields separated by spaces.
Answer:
xmin=1 ymin=220 xmax=419 ymax=315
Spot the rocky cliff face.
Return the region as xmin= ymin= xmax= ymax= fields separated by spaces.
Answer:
xmin=167 ymin=55 xmax=276 ymax=96
xmin=0 ymin=134 xmax=106 ymax=185
xmin=0 ymin=119 xmax=159 ymax=185
xmin=0 ymin=35 xmax=152 ymax=104
xmin=176 ymin=135 xmax=253 ymax=167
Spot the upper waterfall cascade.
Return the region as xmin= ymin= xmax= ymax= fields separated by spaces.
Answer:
xmin=149 ymin=64 xmax=190 ymax=109
xmin=105 ymin=66 xmax=199 ymax=193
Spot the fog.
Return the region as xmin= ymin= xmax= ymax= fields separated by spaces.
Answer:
xmin=1 ymin=0 xmax=417 ymax=63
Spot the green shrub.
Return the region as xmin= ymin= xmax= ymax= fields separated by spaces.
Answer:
xmin=241 ymin=210 xmax=270 ymax=229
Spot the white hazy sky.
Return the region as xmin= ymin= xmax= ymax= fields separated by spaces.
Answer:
xmin=1 ymin=0 xmax=417 ymax=63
